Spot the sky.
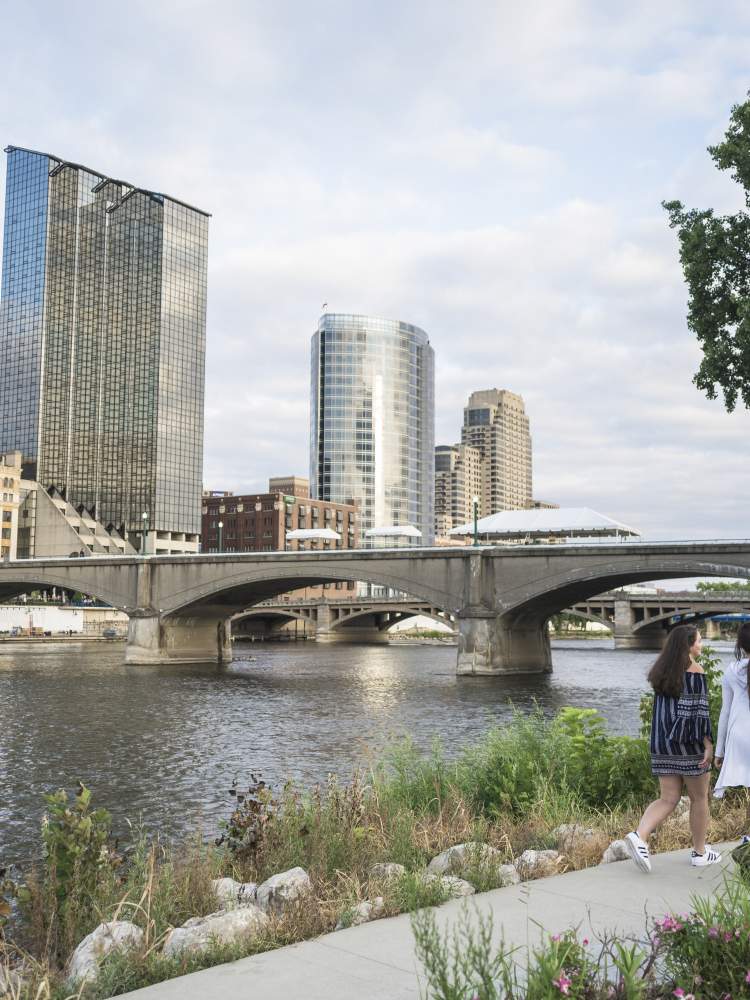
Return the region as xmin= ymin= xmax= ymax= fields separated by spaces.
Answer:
xmin=1 ymin=0 xmax=749 ymax=542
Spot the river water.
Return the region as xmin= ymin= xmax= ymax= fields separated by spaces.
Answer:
xmin=0 ymin=639 xmax=736 ymax=867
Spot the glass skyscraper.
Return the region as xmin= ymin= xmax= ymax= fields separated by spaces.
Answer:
xmin=310 ymin=313 xmax=435 ymax=544
xmin=0 ymin=146 xmax=208 ymax=546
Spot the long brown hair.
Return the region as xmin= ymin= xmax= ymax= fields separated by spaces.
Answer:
xmin=736 ymin=621 xmax=750 ymax=706
xmin=647 ymin=624 xmax=699 ymax=698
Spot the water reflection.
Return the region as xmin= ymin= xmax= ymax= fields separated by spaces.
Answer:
xmin=0 ymin=639 xmax=734 ymax=868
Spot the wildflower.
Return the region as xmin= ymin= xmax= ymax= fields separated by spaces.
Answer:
xmin=551 ymin=934 xmax=562 ymax=942
xmin=553 ymin=974 xmax=572 ymax=995
xmin=582 ymin=937 xmax=589 ymax=945
xmin=746 ymin=970 xmax=750 ymax=983
xmin=724 ymin=931 xmax=734 ymax=942
xmin=652 ymin=935 xmax=661 ymax=948
xmin=708 ymin=926 xmax=720 ymax=938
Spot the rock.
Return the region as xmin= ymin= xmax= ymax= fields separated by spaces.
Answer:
xmin=67 ymin=920 xmax=144 ymax=986
xmin=335 ymin=896 xmax=385 ymax=929
xmin=601 ymin=839 xmax=631 ymax=864
xmin=255 ymin=866 xmax=311 ymax=914
xmin=162 ymin=905 xmax=269 ymax=958
xmin=552 ymin=824 xmax=602 ymax=851
xmin=212 ymin=877 xmax=257 ymax=907
xmin=426 ymin=842 xmax=504 ymax=876
xmin=514 ymin=849 xmax=562 ymax=878
xmin=497 ymin=863 xmax=521 ymax=886
xmin=370 ymin=862 xmax=406 ymax=881
xmin=439 ymin=875 xmax=476 ymax=897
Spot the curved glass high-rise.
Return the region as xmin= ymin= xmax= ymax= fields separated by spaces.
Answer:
xmin=310 ymin=313 xmax=435 ymax=545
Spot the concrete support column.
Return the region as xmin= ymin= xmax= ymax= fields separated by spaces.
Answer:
xmin=614 ymin=625 xmax=666 ymax=650
xmin=704 ymin=619 xmax=721 ymax=640
xmin=125 ymin=613 xmax=233 ymax=664
xmin=456 ymin=611 xmax=552 ymax=676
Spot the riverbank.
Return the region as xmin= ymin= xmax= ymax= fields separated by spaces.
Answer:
xmin=113 ymin=843 xmax=736 ymax=1000
xmin=2 ymin=668 xmax=748 ymax=999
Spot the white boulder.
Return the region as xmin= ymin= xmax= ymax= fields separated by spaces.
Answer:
xmin=335 ymin=896 xmax=385 ymax=929
xmin=162 ymin=905 xmax=269 ymax=958
xmin=67 ymin=920 xmax=144 ymax=986
xmin=600 ymin=839 xmax=630 ymax=864
xmin=514 ymin=849 xmax=562 ymax=878
xmin=255 ymin=866 xmax=311 ymax=914
xmin=552 ymin=824 xmax=602 ymax=852
xmin=497 ymin=863 xmax=521 ymax=886
xmin=212 ymin=877 xmax=257 ymax=907
xmin=426 ymin=842 xmax=504 ymax=876
xmin=369 ymin=862 xmax=406 ymax=881
xmin=439 ymin=875 xmax=476 ymax=898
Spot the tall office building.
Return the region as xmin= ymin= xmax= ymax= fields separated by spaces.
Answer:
xmin=0 ymin=146 xmax=208 ymax=554
xmin=461 ymin=389 xmax=532 ymax=515
xmin=434 ymin=443 xmax=482 ymax=537
xmin=310 ymin=313 xmax=435 ymax=544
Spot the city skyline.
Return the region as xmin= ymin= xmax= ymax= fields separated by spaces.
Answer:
xmin=0 ymin=4 xmax=749 ymax=539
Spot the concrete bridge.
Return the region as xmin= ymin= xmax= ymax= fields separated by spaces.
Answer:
xmin=232 ymin=590 xmax=750 ymax=648
xmin=1 ymin=540 xmax=749 ymax=675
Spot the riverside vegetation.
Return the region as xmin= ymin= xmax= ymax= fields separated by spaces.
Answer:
xmin=1 ymin=647 xmax=748 ymax=999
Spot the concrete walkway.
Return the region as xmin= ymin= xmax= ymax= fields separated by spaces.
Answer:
xmin=121 ymin=845 xmax=734 ymax=1000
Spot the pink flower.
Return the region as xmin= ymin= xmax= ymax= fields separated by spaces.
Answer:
xmin=551 ymin=934 xmax=561 ymax=942
xmin=724 ymin=931 xmax=733 ymax=942
xmin=673 ymin=990 xmax=685 ymax=998
xmin=746 ymin=970 xmax=750 ymax=984
xmin=553 ymin=974 xmax=572 ymax=995
xmin=582 ymin=937 xmax=589 ymax=945
xmin=708 ymin=927 xmax=720 ymax=938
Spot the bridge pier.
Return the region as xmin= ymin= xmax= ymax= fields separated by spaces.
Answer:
xmin=456 ymin=610 xmax=552 ymax=676
xmin=125 ymin=614 xmax=232 ymax=665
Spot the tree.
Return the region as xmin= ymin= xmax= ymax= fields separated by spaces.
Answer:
xmin=663 ymin=94 xmax=750 ymax=411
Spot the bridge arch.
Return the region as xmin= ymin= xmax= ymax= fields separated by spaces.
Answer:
xmin=504 ymin=559 xmax=750 ymax=624
xmin=0 ymin=567 xmax=132 ymax=611
xmin=631 ymin=603 xmax=750 ymax=632
xmin=556 ymin=609 xmax=614 ymax=633
xmin=159 ymin=564 xmax=456 ymax=619
xmin=331 ymin=605 xmax=456 ymax=633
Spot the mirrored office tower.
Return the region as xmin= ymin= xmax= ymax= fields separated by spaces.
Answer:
xmin=0 ymin=146 xmax=208 ymax=552
xmin=310 ymin=313 xmax=435 ymax=545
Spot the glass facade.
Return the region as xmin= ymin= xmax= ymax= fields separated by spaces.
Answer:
xmin=310 ymin=313 xmax=435 ymax=545
xmin=0 ymin=146 xmax=208 ymax=540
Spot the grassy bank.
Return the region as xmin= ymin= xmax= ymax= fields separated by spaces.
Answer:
xmin=1 ymin=650 xmax=745 ymax=999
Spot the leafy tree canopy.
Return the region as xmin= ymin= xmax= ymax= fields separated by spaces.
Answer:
xmin=664 ymin=94 xmax=750 ymax=411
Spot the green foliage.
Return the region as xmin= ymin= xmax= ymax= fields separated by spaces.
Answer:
xmin=639 ymin=645 xmax=723 ymax=741
xmin=696 ymin=579 xmax=750 ymax=593
xmin=215 ymin=775 xmax=276 ymax=866
xmin=656 ymin=876 xmax=750 ymax=999
xmin=38 ymin=783 xmax=114 ymax=909
xmin=376 ymin=737 xmax=455 ymax=816
xmin=663 ymin=92 xmax=750 ymax=412
xmin=411 ymin=907 xmax=655 ymax=999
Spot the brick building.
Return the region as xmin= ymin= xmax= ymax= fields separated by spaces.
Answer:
xmin=201 ymin=479 xmax=360 ymax=597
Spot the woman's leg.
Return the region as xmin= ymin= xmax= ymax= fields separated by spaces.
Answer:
xmin=636 ymin=775 xmax=683 ymax=840
xmin=684 ymin=772 xmax=710 ymax=854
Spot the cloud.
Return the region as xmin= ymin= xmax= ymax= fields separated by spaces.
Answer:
xmin=0 ymin=0 xmax=749 ymax=543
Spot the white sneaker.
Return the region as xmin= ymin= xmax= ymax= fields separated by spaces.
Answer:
xmin=625 ymin=831 xmax=651 ymax=873
xmin=690 ymin=847 xmax=722 ymax=867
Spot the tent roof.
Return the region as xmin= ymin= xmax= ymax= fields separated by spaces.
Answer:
xmin=285 ymin=528 xmax=341 ymax=540
xmin=364 ymin=525 xmax=423 ymax=538
xmin=449 ymin=507 xmax=639 ymax=539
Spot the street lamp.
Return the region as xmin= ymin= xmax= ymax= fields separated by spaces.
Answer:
xmin=472 ymin=496 xmax=479 ymax=547
xmin=217 ymin=520 xmax=223 ymax=553
xmin=141 ymin=511 xmax=149 ymax=555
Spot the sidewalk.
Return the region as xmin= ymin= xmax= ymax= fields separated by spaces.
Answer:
xmin=121 ymin=844 xmax=733 ymax=999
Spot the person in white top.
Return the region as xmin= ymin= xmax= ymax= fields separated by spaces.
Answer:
xmin=714 ymin=622 xmax=750 ymax=836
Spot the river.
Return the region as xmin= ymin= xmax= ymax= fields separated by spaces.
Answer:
xmin=0 ymin=638 xmax=736 ymax=867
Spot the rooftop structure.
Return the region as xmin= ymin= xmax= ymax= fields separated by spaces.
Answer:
xmin=449 ymin=506 xmax=640 ymax=543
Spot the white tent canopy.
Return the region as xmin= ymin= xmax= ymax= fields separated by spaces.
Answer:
xmin=364 ymin=525 xmax=423 ymax=538
xmin=449 ymin=507 xmax=639 ymax=540
xmin=285 ymin=528 xmax=341 ymax=541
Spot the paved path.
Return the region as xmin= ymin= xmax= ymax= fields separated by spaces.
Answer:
xmin=121 ymin=845 xmax=734 ymax=999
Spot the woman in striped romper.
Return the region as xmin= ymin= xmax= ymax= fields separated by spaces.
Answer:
xmin=626 ymin=624 xmax=721 ymax=872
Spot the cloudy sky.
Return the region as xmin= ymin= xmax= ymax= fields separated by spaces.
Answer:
xmin=1 ymin=0 xmax=749 ymax=541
